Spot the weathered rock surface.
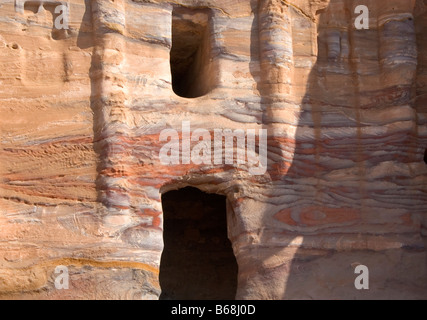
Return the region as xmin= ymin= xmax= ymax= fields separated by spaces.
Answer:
xmin=0 ymin=0 xmax=426 ymax=299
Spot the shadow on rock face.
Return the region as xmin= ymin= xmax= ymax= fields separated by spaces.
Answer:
xmin=239 ymin=0 xmax=427 ymax=300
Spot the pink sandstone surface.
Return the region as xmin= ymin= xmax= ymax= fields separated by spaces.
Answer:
xmin=0 ymin=0 xmax=427 ymax=299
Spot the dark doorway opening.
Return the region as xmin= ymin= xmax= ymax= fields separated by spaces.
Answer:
xmin=159 ymin=187 xmax=238 ymax=300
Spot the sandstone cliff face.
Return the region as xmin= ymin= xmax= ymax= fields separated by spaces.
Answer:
xmin=0 ymin=0 xmax=426 ymax=299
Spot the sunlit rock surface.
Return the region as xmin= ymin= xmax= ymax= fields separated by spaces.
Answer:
xmin=1 ymin=0 xmax=426 ymax=299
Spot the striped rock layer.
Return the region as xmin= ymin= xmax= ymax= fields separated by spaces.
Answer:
xmin=1 ymin=0 xmax=427 ymax=299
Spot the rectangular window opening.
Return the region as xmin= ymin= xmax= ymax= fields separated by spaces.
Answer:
xmin=170 ymin=7 xmax=215 ymax=98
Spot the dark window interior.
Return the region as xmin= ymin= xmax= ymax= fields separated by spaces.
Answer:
xmin=170 ymin=7 xmax=213 ymax=98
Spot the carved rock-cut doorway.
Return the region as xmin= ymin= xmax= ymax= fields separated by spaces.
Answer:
xmin=159 ymin=187 xmax=238 ymax=300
